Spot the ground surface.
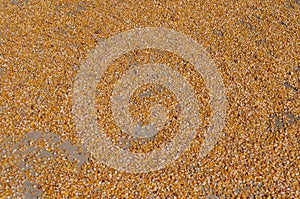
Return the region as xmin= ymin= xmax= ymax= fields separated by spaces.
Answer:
xmin=0 ymin=0 xmax=299 ymax=198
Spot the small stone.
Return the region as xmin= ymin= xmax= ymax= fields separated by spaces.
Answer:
xmin=212 ymin=30 xmax=223 ymax=37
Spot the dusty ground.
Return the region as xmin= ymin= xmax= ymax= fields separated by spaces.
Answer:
xmin=0 ymin=0 xmax=299 ymax=198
